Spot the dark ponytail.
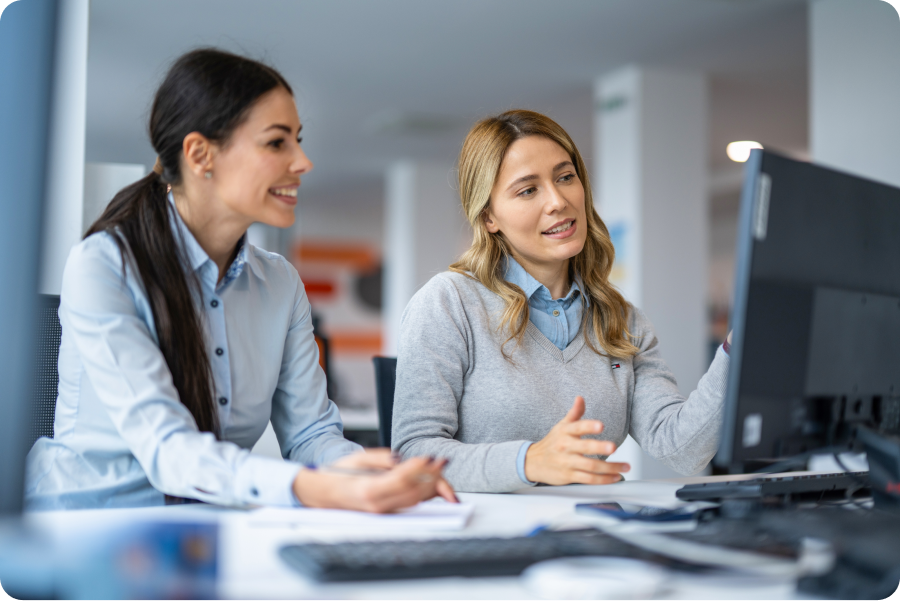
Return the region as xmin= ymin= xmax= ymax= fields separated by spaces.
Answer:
xmin=85 ymin=49 xmax=292 ymax=435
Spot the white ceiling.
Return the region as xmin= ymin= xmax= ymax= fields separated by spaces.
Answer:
xmin=85 ymin=0 xmax=809 ymax=196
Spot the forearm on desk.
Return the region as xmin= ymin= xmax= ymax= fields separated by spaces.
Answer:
xmin=395 ymin=434 xmax=529 ymax=493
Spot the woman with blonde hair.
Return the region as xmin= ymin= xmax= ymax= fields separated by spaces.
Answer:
xmin=391 ymin=109 xmax=731 ymax=493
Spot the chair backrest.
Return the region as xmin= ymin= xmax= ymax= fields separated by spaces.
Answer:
xmin=31 ymin=294 xmax=61 ymax=447
xmin=311 ymin=312 xmax=337 ymax=401
xmin=371 ymin=356 xmax=397 ymax=448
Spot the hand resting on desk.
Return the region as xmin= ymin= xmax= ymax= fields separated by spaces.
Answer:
xmin=525 ymin=397 xmax=630 ymax=485
xmin=292 ymin=449 xmax=458 ymax=513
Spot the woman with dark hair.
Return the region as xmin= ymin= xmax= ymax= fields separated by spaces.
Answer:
xmin=392 ymin=110 xmax=731 ymax=493
xmin=25 ymin=48 xmax=454 ymax=510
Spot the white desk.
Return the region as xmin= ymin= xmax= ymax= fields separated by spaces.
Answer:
xmin=21 ymin=475 xmax=804 ymax=600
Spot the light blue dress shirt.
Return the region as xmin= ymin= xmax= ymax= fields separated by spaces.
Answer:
xmin=25 ymin=196 xmax=361 ymax=510
xmin=504 ymin=256 xmax=585 ymax=484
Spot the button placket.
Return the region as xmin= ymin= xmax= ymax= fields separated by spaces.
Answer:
xmin=206 ymin=288 xmax=232 ymax=429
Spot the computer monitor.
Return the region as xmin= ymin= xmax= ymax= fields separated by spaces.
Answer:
xmin=716 ymin=150 xmax=900 ymax=487
xmin=0 ymin=0 xmax=59 ymax=518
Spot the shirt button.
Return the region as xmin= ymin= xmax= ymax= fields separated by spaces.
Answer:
xmin=553 ymin=309 xmax=560 ymax=317
xmin=215 ymin=348 xmax=224 ymax=356
xmin=218 ymin=397 xmax=228 ymax=406
xmin=210 ymin=299 xmax=219 ymax=308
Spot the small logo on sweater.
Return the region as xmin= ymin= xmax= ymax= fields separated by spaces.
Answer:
xmin=611 ymin=363 xmax=621 ymax=369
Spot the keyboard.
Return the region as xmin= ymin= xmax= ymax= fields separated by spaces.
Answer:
xmin=675 ymin=471 xmax=870 ymax=503
xmin=279 ymin=528 xmax=684 ymax=582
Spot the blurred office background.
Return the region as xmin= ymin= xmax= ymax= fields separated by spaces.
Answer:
xmin=35 ymin=0 xmax=900 ymax=479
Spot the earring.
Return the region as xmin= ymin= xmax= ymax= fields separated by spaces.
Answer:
xmin=204 ymin=171 xmax=212 ymax=179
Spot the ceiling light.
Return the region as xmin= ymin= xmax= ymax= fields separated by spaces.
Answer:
xmin=726 ymin=141 xmax=763 ymax=163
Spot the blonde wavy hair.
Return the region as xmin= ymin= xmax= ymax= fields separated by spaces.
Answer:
xmin=449 ymin=109 xmax=638 ymax=359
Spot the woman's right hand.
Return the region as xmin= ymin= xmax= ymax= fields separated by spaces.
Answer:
xmin=524 ymin=396 xmax=630 ymax=485
xmin=291 ymin=454 xmax=457 ymax=513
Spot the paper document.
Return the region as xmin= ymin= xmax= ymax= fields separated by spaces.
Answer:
xmin=248 ymin=500 xmax=474 ymax=531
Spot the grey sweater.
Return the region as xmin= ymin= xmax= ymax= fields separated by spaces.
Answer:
xmin=392 ymin=271 xmax=730 ymax=493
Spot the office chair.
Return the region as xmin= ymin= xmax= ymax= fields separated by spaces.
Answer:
xmin=31 ymin=294 xmax=61 ymax=447
xmin=371 ymin=356 xmax=397 ymax=448
xmin=311 ymin=312 xmax=336 ymax=402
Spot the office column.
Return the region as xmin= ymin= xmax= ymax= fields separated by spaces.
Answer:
xmin=595 ymin=66 xmax=709 ymax=480
xmin=382 ymin=161 xmax=469 ymax=355
xmin=39 ymin=0 xmax=89 ymax=294
xmin=810 ymin=0 xmax=900 ymax=187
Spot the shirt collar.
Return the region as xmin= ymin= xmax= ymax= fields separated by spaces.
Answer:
xmin=504 ymin=255 xmax=543 ymax=299
xmin=573 ymin=271 xmax=589 ymax=307
xmin=167 ymin=192 xmax=250 ymax=286
xmin=219 ymin=235 xmax=249 ymax=289
xmin=503 ymin=255 xmax=584 ymax=304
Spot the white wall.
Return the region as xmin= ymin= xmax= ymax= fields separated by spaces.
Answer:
xmin=383 ymin=161 xmax=469 ymax=355
xmin=294 ymin=182 xmax=385 ymax=248
xmin=40 ymin=0 xmax=89 ymax=294
xmin=539 ymin=87 xmax=595 ymax=170
xmin=640 ymin=71 xmax=708 ymax=392
xmin=810 ymin=0 xmax=900 ymax=187
xmin=292 ymin=182 xmax=386 ymax=409
xmin=82 ymin=162 xmax=146 ymax=234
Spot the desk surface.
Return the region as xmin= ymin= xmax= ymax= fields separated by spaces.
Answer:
xmin=22 ymin=474 xmax=808 ymax=600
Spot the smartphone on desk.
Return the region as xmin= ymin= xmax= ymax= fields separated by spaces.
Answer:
xmin=575 ymin=502 xmax=700 ymax=522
